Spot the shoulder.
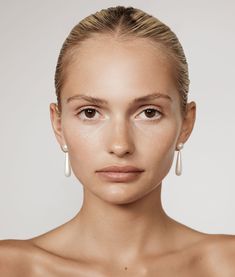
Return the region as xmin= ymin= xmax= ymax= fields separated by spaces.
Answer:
xmin=189 ymin=234 xmax=235 ymax=276
xmin=0 ymin=239 xmax=48 ymax=276
xmin=202 ymin=234 xmax=235 ymax=260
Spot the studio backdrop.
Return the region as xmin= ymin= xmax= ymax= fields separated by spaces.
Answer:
xmin=0 ymin=0 xmax=234 ymax=239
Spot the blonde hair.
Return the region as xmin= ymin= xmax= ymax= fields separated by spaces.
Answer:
xmin=55 ymin=6 xmax=189 ymax=118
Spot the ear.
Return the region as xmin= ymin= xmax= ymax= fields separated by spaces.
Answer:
xmin=49 ymin=103 xmax=65 ymax=147
xmin=177 ymin=101 xmax=196 ymax=145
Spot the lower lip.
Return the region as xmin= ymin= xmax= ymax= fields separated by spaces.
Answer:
xmin=96 ymin=171 xmax=143 ymax=182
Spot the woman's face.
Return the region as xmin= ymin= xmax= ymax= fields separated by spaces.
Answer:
xmin=51 ymin=36 xmax=189 ymax=204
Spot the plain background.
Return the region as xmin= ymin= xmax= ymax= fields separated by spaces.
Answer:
xmin=0 ymin=0 xmax=234 ymax=239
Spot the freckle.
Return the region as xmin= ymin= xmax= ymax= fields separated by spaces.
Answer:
xmin=124 ymin=267 xmax=128 ymax=270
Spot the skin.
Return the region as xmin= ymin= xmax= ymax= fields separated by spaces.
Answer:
xmin=1 ymin=36 xmax=235 ymax=276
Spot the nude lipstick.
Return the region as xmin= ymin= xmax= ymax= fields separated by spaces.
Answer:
xmin=96 ymin=165 xmax=144 ymax=182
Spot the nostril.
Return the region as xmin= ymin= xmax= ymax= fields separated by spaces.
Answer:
xmin=109 ymin=144 xmax=133 ymax=157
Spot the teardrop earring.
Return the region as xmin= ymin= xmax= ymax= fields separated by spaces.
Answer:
xmin=61 ymin=144 xmax=71 ymax=177
xmin=175 ymin=142 xmax=184 ymax=176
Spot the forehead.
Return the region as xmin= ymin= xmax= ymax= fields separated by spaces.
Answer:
xmin=61 ymin=36 xmax=179 ymax=104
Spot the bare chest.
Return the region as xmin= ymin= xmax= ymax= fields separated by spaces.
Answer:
xmin=35 ymin=253 xmax=215 ymax=277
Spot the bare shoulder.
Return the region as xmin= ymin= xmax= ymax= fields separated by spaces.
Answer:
xmin=0 ymin=238 xmax=88 ymax=277
xmin=0 ymin=238 xmax=47 ymax=276
xmin=0 ymin=239 xmax=30 ymax=276
xmin=188 ymin=234 xmax=235 ymax=276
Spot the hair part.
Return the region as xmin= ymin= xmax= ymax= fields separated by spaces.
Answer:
xmin=54 ymin=6 xmax=189 ymax=118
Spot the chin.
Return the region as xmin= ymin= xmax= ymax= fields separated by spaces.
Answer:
xmin=97 ymin=184 xmax=147 ymax=205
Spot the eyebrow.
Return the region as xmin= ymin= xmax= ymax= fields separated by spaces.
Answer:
xmin=66 ymin=92 xmax=172 ymax=105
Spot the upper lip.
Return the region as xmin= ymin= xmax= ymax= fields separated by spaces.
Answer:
xmin=96 ymin=165 xmax=145 ymax=173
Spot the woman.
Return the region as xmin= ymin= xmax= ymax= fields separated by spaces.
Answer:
xmin=1 ymin=5 xmax=234 ymax=276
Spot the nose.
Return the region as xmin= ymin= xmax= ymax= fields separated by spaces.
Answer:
xmin=107 ymin=118 xmax=135 ymax=157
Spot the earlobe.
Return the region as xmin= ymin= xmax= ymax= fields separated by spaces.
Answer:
xmin=49 ymin=103 xmax=65 ymax=146
xmin=177 ymin=101 xmax=197 ymax=145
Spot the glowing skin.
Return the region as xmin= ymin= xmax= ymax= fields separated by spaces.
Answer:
xmin=1 ymin=19 xmax=234 ymax=277
xmin=53 ymin=37 xmax=188 ymax=204
xmin=1 ymin=17 xmax=233 ymax=277
xmin=34 ymin=35 xmax=205 ymax=276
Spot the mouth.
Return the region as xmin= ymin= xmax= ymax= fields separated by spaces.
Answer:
xmin=96 ymin=165 xmax=144 ymax=182
xmin=96 ymin=171 xmax=143 ymax=182
xmin=96 ymin=165 xmax=145 ymax=173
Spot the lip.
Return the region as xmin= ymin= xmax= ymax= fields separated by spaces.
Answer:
xmin=96 ymin=165 xmax=144 ymax=173
xmin=96 ymin=171 xmax=143 ymax=182
xmin=96 ymin=165 xmax=144 ymax=182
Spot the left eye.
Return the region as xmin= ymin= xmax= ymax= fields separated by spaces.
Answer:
xmin=137 ymin=108 xmax=162 ymax=120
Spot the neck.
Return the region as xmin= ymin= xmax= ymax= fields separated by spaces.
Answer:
xmin=72 ymin=182 xmax=175 ymax=262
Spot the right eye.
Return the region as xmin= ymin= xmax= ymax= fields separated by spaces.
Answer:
xmin=76 ymin=108 xmax=101 ymax=121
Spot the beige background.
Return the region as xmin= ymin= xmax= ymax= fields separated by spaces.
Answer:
xmin=0 ymin=0 xmax=234 ymax=239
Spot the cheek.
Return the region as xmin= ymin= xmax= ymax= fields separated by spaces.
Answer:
xmin=135 ymin=118 xmax=180 ymax=153
xmin=61 ymin=118 xmax=108 ymax=180
xmin=137 ymin=119 xmax=180 ymax=177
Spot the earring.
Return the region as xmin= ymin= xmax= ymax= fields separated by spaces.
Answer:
xmin=175 ymin=142 xmax=184 ymax=176
xmin=61 ymin=144 xmax=71 ymax=177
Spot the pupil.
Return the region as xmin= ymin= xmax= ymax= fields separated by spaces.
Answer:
xmin=84 ymin=109 xmax=156 ymax=119
xmin=85 ymin=109 xmax=95 ymax=118
xmin=145 ymin=109 xmax=156 ymax=118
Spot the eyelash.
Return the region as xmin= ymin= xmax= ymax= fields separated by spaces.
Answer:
xmin=75 ymin=106 xmax=162 ymax=121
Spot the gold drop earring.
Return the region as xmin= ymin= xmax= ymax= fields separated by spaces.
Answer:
xmin=61 ymin=144 xmax=71 ymax=177
xmin=175 ymin=142 xmax=184 ymax=176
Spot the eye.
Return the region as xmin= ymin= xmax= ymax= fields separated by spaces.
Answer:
xmin=76 ymin=106 xmax=162 ymax=121
xmin=76 ymin=107 xmax=100 ymax=121
xmin=136 ymin=107 xmax=162 ymax=120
